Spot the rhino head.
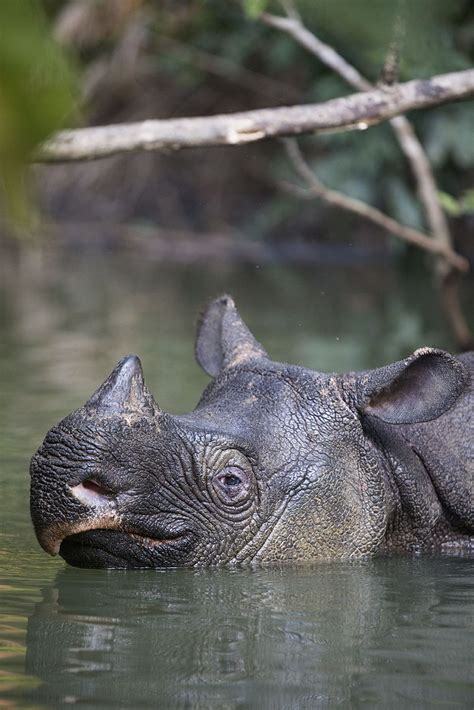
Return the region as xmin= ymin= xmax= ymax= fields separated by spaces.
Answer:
xmin=30 ymin=296 xmax=469 ymax=568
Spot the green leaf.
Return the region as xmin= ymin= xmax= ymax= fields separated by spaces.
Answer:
xmin=460 ymin=189 xmax=474 ymax=214
xmin=438 ymin=191 xmax=462 ymax=217
xmin=243 ymin=0 xmax=268 ymax=20
xmin=0 ymin=0 xmax=78 ymax=226
xmin=439 ymin=189 xmax=474 ymax=217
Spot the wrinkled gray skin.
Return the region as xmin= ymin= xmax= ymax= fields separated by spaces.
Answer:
xmin=30 ymin=296 xmax=474 ymax=568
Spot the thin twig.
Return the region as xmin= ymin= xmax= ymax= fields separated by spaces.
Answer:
xmin=262 ymin=7 xmax=472 ymax=347
xmin=260 ymin=11 xmax=456 ymax=271
xmin=283 ymin=139 xmax=468 ymax=272
xmin=262 ymin=13 xmax=371 ymax=91
xmin=279 ymin=0 xmax=301 ymax=22
xmin=390 ymin=115 xmax=453 ymax=267
xmin=379 ymin=0 xmax=405 ymax=85
xmin=441 ymin=272 xmax=474 ymax=350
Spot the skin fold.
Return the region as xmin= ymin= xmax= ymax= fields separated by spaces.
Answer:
xmin=30 ymin=295 xmax=474 ymax=568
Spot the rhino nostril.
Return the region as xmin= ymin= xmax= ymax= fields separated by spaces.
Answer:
xmin=82 ymin=479 xmax=111 ymax=496
xmin=70 ymin=479 xmax=115 ymax=507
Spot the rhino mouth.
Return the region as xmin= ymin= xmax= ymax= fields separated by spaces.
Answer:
xmin=34 ymin=476 xmax=190 ymax=560
xmin=59 ymin=529 xmax=191 ymax=569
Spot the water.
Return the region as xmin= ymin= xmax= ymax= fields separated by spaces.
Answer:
xmin=1 ymin=246 xmax=473 ymax=708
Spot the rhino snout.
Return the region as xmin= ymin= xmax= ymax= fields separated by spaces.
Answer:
xmin=32 ymin=472 xmax=122 ymax=556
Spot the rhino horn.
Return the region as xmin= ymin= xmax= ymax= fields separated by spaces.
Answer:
xmin=85 ymin=355 xmax=160 ymax=418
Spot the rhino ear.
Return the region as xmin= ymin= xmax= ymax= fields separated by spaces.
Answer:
xmin=359 ymin=348 xmax=467 ymax=425
xmin=195 ymin=295 xmax=268 ymax=377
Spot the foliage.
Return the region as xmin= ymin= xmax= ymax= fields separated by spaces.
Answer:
xmin=0 ymin=0 xmax=473 ymax=242
xmin=0 ymin=0 xmax=77 ymax=226
xmin=147 ymin=0 xmax=474 ymax=237
xmin=243 ymin=0 xmax=269 ymax=19
xmin=438 ymin=189 xmax=474 ymax=217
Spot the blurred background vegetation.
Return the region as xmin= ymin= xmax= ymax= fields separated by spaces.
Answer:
xmin=0 ymin=0 xmax=473 ymax=261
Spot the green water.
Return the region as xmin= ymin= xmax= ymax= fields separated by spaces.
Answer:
xmin=1 ymin=247 xmax=473 ymax=708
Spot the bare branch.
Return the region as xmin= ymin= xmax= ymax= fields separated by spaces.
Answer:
xmin=36 ymin=69 xmax=474 ymax=162
xmin=278 ymin=0 xmax=301 ymax=22
xmin=269 ymin=7 xmax=473 ymax=348
xmin=379 ymin=0 xmax=405 ymax=86
xmin=389 ymin=115 xmax=452 ymax=261
xmin=442 ymin=273 xmax=474 ymax=350
xmin=283 ymin=139 xmax=468 ymax=273
xmin=261 ymin=9 xmax=456 ymax=276
xmin=261 ymin=13 xmax=371 ymax=91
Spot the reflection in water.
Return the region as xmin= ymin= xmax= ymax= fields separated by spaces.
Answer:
xmin=25 ymin=559 xmax=474 ymax=708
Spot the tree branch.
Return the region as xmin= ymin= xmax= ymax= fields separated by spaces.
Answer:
xmin=378 ymin=0 xmax=404 ymax=86
xmin=36 ymin=69 xmax=474 ymax=162
xmin=282 ymin=139 xmax=468 ymax=272
xmin=261 ymin=9 xmax=456 ymax=274
xmin=262 ymin=11 xmax=371 ymax=91
xmin=263 ymin=5 xmax=473 ymax=348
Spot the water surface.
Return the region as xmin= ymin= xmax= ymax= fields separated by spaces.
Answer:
xmin=1 ymin=248 xmax=473 ymax=708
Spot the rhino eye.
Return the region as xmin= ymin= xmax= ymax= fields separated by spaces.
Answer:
xmin=213 ymin=465 xmax=251 ymax=502
xmin=207 ymin=449 xmax=253 ymax=505
xmin=221 ymin=473 xmax=241 ymax=487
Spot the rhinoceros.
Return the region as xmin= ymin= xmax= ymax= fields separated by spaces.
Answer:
xmin=30 ymin=296 xmax=473 ymax=568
